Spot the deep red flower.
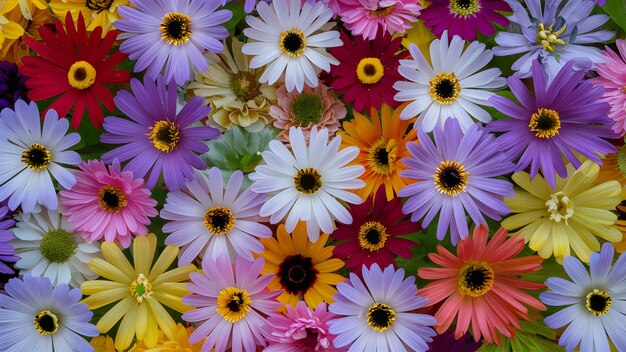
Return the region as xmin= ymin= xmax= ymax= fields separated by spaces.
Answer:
xmin=332 ymin=186 xmax=420 ymax=271
xmin=328 ymin=31 xmax=404 ymax=113
xmin=20 ymin=12 xmax=130 ymax=128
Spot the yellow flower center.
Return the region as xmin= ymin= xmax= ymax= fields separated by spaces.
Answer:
xmin=67 ymin=61 xmax=97 ymax=90
xmin=148 ymin=120 xmax=181 ymax=152
xmin=586 ymin=289 xmax=612 ymax=316
xmin=230 ymin=71 xmax=261 ymax=102
xmin=34 ymin=310 xmax=59 ymax=335
xmin=458 ymin=262 xmax=494 ymax=297
xmin=434 ymin=160 xmax=469 ymax=196
xmin=545 ymin=191 xmax=574 ymax=223
xmin=358 ymin=221 xmax=388 ymax=252
xmin=369 ymin=6 xmax=395 ymax=17
xmin=367 ymin=137 xmax=398 ymax=175
xmin=160 ymin=12 xmax=192 ymax=45
xmin=21 ymin=143 xmax=51 ymax=172
xmin=356 ymin=57 xmax=384 ymax=85
xmin=536 ymin=23 xmax=567 ymax=53
xmin=98 ymin=185 xmax=128 ymax=213
xmin=130 ymin=273 xmax=153 ymax=303
xmin=279 ymin=28 xmax=307 ymax=58
xmin=366 ymin=303 xmax=396 ymax=332
xmin=203 ymin=206 xmax=235 ymax=235
xmin=85 ymin=0 xmax=113 ymax=12
xmin=429 ymin=72 xmax=461 ymax=105
xmin=450 ymin=0 xmax=480 ymax=16
xmin=620 ymin=85 xmax=626 ymax=94
xmin=529 ymin=108 xmax=561 ymax=138
xmin=294 ymin=168 xmax=322 ymax=194
xmin=217 ymin=287 xmax=252 ymax=323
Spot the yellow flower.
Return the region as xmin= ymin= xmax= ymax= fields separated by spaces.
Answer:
xmin=502 ymin=160 xmax=622 ymax=263
xmin=129 ymin=324 xmax=205 ymax=352
xmin=258 ymin=223 xmax=345 ymax=309
xmin=49 ymin=0 xmax=129 ymax=34
xmin=81 ymin=234 xmax=196 ymax=351
xmin=400 ymin=19 xmax=435 ymax=63
xmin=594 ymin=145 xmax=626 ymax=252
xmin=3 ymin=0 xmax=47 ymax=21
xmin=90 ymin=335 xmax=116 ymax=352
xmin=0 ymin=0 xmax=25 ymax=54
xmin=338 ymin=103 xmax=417 ymax=201
xmin=1 ymin=2 xmax=50 ymax=63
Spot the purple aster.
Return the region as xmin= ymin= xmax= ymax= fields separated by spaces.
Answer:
xmin=101 ymin=76 xmax=220 ymax=190
xmin=399 ymin=118 xmax=515 ymax=245
xmin=115 ymin=0 xmax=232 ymax=85
xmin=0 ymin=61 xmax=27 ymax=111
xmin=427 ymin=331 xmax=482 ymax=352
xmin=487 ymin=60 xmax=617 ymax=188
xmin=493 ymin=0 xmax=614 ymax=80
xmin=0 ymin=206 xmax=17 ymax=275
xmin=0 ymin=275 xmax=98 ymax=351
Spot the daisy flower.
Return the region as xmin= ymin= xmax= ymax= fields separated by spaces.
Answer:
xmin=502 ymin=160 xmax=622 ymax=263
xmin=270 ymin=84 xmax=347 ymax=142
xmin=592 ymin=39 xmax=626 ymax=135
xmin=0 ymin=206 xmax=17 ymax=275
xmin=3 ymin=0 xmax=46 ymax=21
xmin=420 ymin=0 xmax=511 ymax=41
xmin=90 ymin=335 xmax=116 ymax=352
xmin=394 ymin=31 xmax=506 ymax=132
xmin=49 ymin=0 xmax=129 ymax=33
xmin=541 ymin=243 xmax=626 ymax=352
xmin=258 ymin=223 xmax=345 ymax=308
xmin=487 ymin=60 xmax=616 ymax=188
xmin=0 ymin=61 xmax=28 ymax=110
xmin=337 ymin=0 xmax=421 ymax=40
xmin=10 ymin=206 xmax=100 ymax=287
xmin=81 ymin=233 xmax=196 ymax=351
xmin=115 ymin=0 xmax=231 ymax=85
xmin=59 ymin=160 xmax=158 ymax=249
xmin=0 ymin=275 xmax=98 ymax=351
xmin=250 ymin=127 xmax=365 ymax=241
xmin=0 ymin=2 xmax=50 ymax=64
xmin=20 ymin=12 xmax=131 ymax=129
xmin=161 ymin=167 xmax=272 ymax=265
xmin=241 ymin=0 xmax=342 ymax=93
xmin=182 ymin=255 xmax=282 ymax=352
xmin=0 ymin=100 xmax=81 ymax=213
xmin=328 ymin=32 xmax=404 ymax=113
xmin=0 ymin=3 xmax=24 ymax=52
xmin=332 ymin=186 xmax=419 ymax=272
xmin=338 ymin=103 xmax=417 ymax=201
xmin=265 ymin=301 xmax=342 ymax=352
xmin=399 ymin=118 xmax=515 ymax=244
xmin=129 ymin=323 xmax=205 ymax=351
xmin=101 ymin=76 xmax=220 ymax=191
xmin=328 ymin=264 xmax=436 ymax=351
xmin=418 ymin=226 xmax=546 ymax=344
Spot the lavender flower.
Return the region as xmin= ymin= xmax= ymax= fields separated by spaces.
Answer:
xmin=0 ymin=206 xmax=16 ymax=275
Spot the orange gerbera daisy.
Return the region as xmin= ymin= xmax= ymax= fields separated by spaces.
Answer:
xmin=338 ymin=103 xmax=417 ymax=201
xmin=418 ymin=225 xmax=546 ymax=344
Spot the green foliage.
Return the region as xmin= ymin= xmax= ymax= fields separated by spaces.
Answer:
xmin=477 ymin=318 xmax=564 ymax=352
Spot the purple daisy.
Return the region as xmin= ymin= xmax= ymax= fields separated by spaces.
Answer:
xmin=101 ymin=76 xmax=220 ymax=190
xmin=399 ymin=118 xmax=514 ymax=244
xmin=487 ymin=60 xmax=617 ymax=188
xmin=0 ymin=206 xmax=17 ymax=275
xmin=115 ymin=0 xmax=231 ymax=85
xmin=0 ymin=61 xmax=28 ymax=110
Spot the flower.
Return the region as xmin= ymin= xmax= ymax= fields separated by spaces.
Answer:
xmin=487 ymin=60 xmax=616 ymax=188
xmin=338 ymin=103 xmax=417 ymax=201
xmin=592 ymin=39 xmax=626 ymax=135
xmin=420 ymin=0 xmax=511 ymax=41
xmin=0 ymin=3 xmax=24 ymax=53
xmin=20 ymin=12 xmax=131 ymax=128
xmin=540 ymin=243 xmax=626 ymax=351
xmin=328 ymin=264 xmax=436 ymax=351
xmin=0 ymin=61 xmax=27 ymax=110
xmin=182 ymin=255 xmax=282 ymax=352
xmin=337 ymin=0 xmax=421 ymax=40
xmin=101 ymin=76 xmax=220 ymax=191
xmin=81 ymin=233 xmax=196 ymax=351
xmin=493 ymin=0 xmax=613 ymax=79
xmin=250 ymin=127 xmax=365 ymax=241
xmin=49 ymin=0 xmax=129 ymax=33
xmin=265 ymin=301 xmax=342 ymax=352
xmin=0 ymin=275 xmax=98 ymax=351
xmin=0 ymin=100 xmax=81 ymax=212
xmin=242 ymin=0 xmax=342 ymax=93
xmin=59 ymin=160 xmax=158 ymax=249
xmin=271 ymin=84 xmax=347 ymax=142
xmin=129 ymin=323 xmax=204 ymax=352
xmin=2 ymin=0 xmax=47 ymax=21
xmin=115 ymin=0 xmax=231 ymax=84
xmin=10 ymin=206 xmax=100 ymax=287
xmin=161 ymin=167 xmax=271 ymax=265
xmin=0 ymin=206 xmax=17 ymax=274
xmin=427 ymin=331 xmax=483 ymax=352
xmin=418 ymin=226 xmax=546 ymax=344
xmin=188 ymin=38 xmax=277 ymax=132
xmin=399 ymin=118 xmax=514 ymax=244
xmin=258 ymin=223 xmax=344 ymax=308
xmin=328 ymin=31 xmax=404 ymax=113
xmin=0 ymin=1 xmax=50 ymax=64
xmin=91 ymin=335 xmax=116 ymax=352
xmin=394 ymin=31 xmax=506 ymax=132
xmin=332 ymin=186 xmax=419 ymax=272
xmin=501 ymin=159 xmax=622 ymax=263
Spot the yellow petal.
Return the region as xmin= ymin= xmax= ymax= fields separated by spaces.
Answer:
xmin=512 ymin=172 xmax=552 ymax=200
xmin=153 ymin=291 xmax=192 ymax=313
xmin=135 ymin=301 xmax=148 ymax=341
xmin=1 ymin=21 xmax=23 ymax=40
xmin=148 ymin=244 xmax=179 ymax=281
xmin=152 ymin=265 xmax=195 ymax=286
xmin=134 ymin=234 xmax=156 ymax=276
xmin=505 ymin=191 xmax=545 ymax=212
xmin=80 ymin=280 xmax=126 ymax=295
xmin=148 ymin=299 xmax=177 ymax=342
xmin=101 ymin=241 xmax=135 ymax=279
xmin=96 ymin=296 xmax=134 ymax=334
xmin=501 ymin=210 xmax=545 ymax=230
xmin=82 ymin=287 xmax=129 ymax=310
xmin=89 ymin=258 xmax=133 ymax=284
xmin=143 ymin=309 xmax=159 ymax=348
xmin=315 ymin=259 xmax=344 ymax=273
xmin=114 ymin=301 xmax=138 ymax=351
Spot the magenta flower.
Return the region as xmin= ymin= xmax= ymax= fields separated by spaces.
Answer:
xmin=592 ymin=39 xmax=626 ymax=136
xmin=338 ymin=0 xmax=421 ymax=40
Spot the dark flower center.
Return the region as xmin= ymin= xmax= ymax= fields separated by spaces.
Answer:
xmin=217 ymin=287 xmax=251 ymax=323
xmin=586 ymin=289 xmax=612 ymax=316
xmin=434 ymin=161 xmax=469 ymax=196
xmin=278 ymin=254 xmax=318 ymax=295
xmin=160 ymin=12 xmax=192 ymax=45
xmin=34 ymin=310 xmax=59 ymax=335
xmin=280 ymin=29 xmax=306 ymax=58
xmin=148 ymin=120 xmax=180 ymax=152
xmin=458 ymin=262 xmax=494 ymax=297
xmin=450 ymin=0 xmax=479 ymax=15
xmin=358 ymin=221 xmax=388 ymax=252
xmin=356 ymin=57 xmax=384 ymax=84
xmin=203 ymin=206 xmax=235 ymax=235
xmin=291 ymin=93 xmax=323 ymax=125
xmin=529 ymin=108 xmax=561 ymax=139
xmin=85 ymin=0 xmax=113 ymax=12
xmin=98 ymin=185 xmax=128 ymax=212
xmin=429 ymin=72 xmax=460 ymax=104
xmin=21 ymin=143 xmax=51 ymax=171
xmin=294 ymin=168 xmax=322 ymax=194
xmin=366 ymin=303 xmax=396 ymax=331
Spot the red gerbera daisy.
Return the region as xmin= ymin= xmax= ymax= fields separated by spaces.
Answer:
xmin=332 ymin=186 xmax=420 ymax=272
xmin=20 ymin=12 xmax=130 ymax=128
xmin=328 ymin=31 xmax=404 ymax=113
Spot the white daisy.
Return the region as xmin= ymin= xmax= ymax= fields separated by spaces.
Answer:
xmin=10 ymin=205 xmax=100 ymax=288
xmin=241 ymin=0 xmax=342 ymax=93
xmin=393 ymin=30 xmax=506 ymax=132
xmin=250 ymin=127 xmax=365 ymax=241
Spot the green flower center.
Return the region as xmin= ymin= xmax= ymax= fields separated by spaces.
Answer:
xmin=291 ymin=93 xmax=323 ymax=126
xmin=40 ymin=230 xmax=77 ymax=263
xmin=230 ymin=71 xmax=261 ymax=102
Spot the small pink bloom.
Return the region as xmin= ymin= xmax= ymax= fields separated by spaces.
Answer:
xmin=338 ymin=0 xmax=421 ymax=40
xmin=592 ymin=39 xmax=626 ymax=136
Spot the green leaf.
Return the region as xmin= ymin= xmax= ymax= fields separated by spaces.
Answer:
xmin=604 ymin=0 xmax=626 ymax=32
xmin=221 ymin=3 xmax=246 ymax=36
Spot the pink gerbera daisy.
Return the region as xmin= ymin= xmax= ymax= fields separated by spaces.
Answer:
xmin=59 ymin=160 xmax=157 ymax=248
xmin=592 ymin=39 xmax=626 ymax=135
xmin=338 ymin=0 xmax=421 ymax=40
